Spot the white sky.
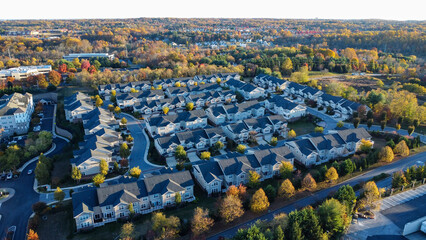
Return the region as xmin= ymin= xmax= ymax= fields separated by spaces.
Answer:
xmin=1 ymin=0 xmax=425 ymax=20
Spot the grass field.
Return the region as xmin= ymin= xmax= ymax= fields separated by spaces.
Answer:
xmin=287 ymin=120 xmax=317 ymax=136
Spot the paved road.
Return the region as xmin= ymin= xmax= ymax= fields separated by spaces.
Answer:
xmin=207 ymin=151 xmax=426 ymax=240
xmin=0 ymin=137 xmax=68 ymax=240
xmin=40 ymin=105 xmax=55 ymax=132
xmin=119 ymin=113 xmax=162 ymax=172
xmin=305 ymin=105 xmax=425 ymax=143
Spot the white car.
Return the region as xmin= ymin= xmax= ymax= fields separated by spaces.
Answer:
xmin=6 ymin=173 xmax=12 ymax=180
xmin=28 ymin=169 xmax=33 ymax=175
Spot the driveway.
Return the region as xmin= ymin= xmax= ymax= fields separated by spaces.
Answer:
xmin=207 ymin=151 xmax=426 ymax=240
xmin=40 ymin=105 xmax=55 ymax=132
xmin=119 ymin=113 xmax=162 ymax=172
xmin=0 ymin=137 xmax=68 ymax=240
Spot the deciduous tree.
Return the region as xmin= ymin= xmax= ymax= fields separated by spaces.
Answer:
xmin=302 ymin=173 xmax=317 ymax=191
xmin=129 ymin=166 xmax=141 ymax=178
xmin=121 ymin=222 xmax=134 ymax=239
xmin=99 ymin=159 xmax=109 ymax=176
xmin=200 ymin=151 xmax=211 ymax=160
xmin=48 ymin=70 xmax=61 ymax=86
xmin=152 ymin=212 xmax=180 ymax=239
xmin=287 ymin=129 xmax=296 ymax=139
xmin=71 ymin=166 xmax=81 ymax=183
xmin=278 ymin=179 xmax=295 ymax=198
xmin=219 ymin=195 xmax=244 ymax=223
xmin=393 ymin=140 xmax=409 ymax=157
xmin=317 ymin=198 xmax=349 ymax=235
xmin=120 ymin=143 xmax=131 ymax=159
xmin=379 ymin=146 xmax=394 ymax=162
xmin=191 ymin=207 xmax=214 ymax=236
xmin=54 ymin=187 xmax=65 ymax=203
xmin=279 ymin=161 xmax=293 ymax=179
xmin=27 ymin=229 xmax=39 ymax=240
xmin=325 ymin=167 xmax=339 ymax=182
xmin=359 ymin=181 xmax=381 ymax=210
xmin=163 ymin=106 xmax=169 ymax=115
xmin=236 ymin=144 xmax=246 ymax=154
xmin=250 ymin=188 xmax=270 ymax=213
xmin=93 ymin=174 xmax=105 ymax=187
xmin=248 ymin=170 xmax=261 ymax=188
xmin=186 ymin=102 xmax=194 ymax=111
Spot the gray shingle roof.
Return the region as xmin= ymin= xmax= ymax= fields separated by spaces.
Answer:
xmin=194 ymin=161 xmax=223 ymax=183
xmin=72 ymin=187 xmax=98 ymax=217
xmin=96 ymin=181 xmax=147 ymax=207
xmin=337 ymin=128 xmax=371 ymax=143
xmin=144 ymin=171 xmax=194 ymax=195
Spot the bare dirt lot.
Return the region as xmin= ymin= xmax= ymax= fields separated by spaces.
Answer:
xmin=312 ymin=75 xmax=381 ymax=92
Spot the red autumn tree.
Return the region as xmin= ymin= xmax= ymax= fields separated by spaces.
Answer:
xmin=81 ymin=59 xmax=91 ymax=70
xmin=58 ymin=63 xmax=67 ymax=73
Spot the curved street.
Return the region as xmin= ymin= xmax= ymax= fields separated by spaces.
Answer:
xmin=207 ymin=151 xmax=426 ymax=240
xmin=119 ymin=113 xmax=163 ymax=172
xmin=0 ymin=137 xmax=68 ymax=240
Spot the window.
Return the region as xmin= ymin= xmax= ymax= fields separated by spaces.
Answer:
xmin=106 ymin=206 xmax=111 ymax=210
xmin=166 ymin=193 xmax=170 ymax=198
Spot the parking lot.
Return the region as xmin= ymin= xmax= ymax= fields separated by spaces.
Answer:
xmin=346 ymin=186 xmax=426 ymax=239
xmin=380 ymin=184 xmax=426 ymax=211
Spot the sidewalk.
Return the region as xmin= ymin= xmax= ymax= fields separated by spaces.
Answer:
xmin=0 ymin=188 xmax=15 ymax=204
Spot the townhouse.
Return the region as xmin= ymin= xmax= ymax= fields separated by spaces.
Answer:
xmin=146 ymin=109 xmax=207 ymax=136
xmin=73 ymin=171 xmax=195 ymax=231
xmin=286 ymin=128 xmax=374 ymax=167
xmin=242 ymin=116 xmax=274 ymax=141
xmin=155 ymin=126 xmax=227 ymax=156
xmin=206 ymin=106 xmax=228 ymax=125
xmin=222 ymin=78 xmax=265 ymax=100
xmin=265 ymin=95 xmax=307 ymax=121
xmin=317 ymin=93 xmax=347 ymax=109
xmin=223 ymin=122 xmax=250 ymax=143
xmin=71 ymin=148 xmax=113 ymax=176
xmin=223 ymin=100 xmax=265 ymax=122
xmin=116 ymin=90 xmax=165 ymax=108
xmin=192 ymin=161 xmax=224 ymax=195
xmin=192 ymin=145 xmax=295 ymax=194
xmin=253 ymin=74 xmax=288 ymax=92
xmin=0 ymin=92 xmax=34 ymax=137
xmin=133 ymin=96 xmax=186 ymax=115
xmin=64 ymin=100 xmax=95 ymax=123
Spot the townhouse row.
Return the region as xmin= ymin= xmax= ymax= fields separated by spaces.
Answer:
xmin=192 ymin=146 xmax=295 ymax=195
xmin=287 ymin=128 xmax=373 ymax=166
xmin=65 ymin=93 xmax=123 ymax=176
xmin=98 ymin=73 xmax=240 ymax=95
xmin=64 ymin=92 xmax=95 ymax=122
xmin=73 ymin=170 xmax=195 ymax=231
xmin=121 ymin=89 xmax=236 ymax=114
xmin=254 ymin=74 xmax=367 ymax=116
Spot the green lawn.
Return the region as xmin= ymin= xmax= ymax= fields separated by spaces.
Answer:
xmin=36 ymin=201 xmax=74 ymax=240
xmin=287 ymin=120 xmax=317 ymax=136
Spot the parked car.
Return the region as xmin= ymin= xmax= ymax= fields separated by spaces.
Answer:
xmin=0 ymin=174 xmax=6 ymax=180
xmin=27 ymin=169 xmax=33 ymax=175
xmin=6 ymin=173 xmax=12 ymax=180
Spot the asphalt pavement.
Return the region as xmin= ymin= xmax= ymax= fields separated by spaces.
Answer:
xmin=40 ymin=105 xmax=55 ymax=132
xmin=0 ymin=137 xmax=68 ymax=240
xmin=119 ymin=113 xmax=162 ymax=172
xmin=207 ymin=151 xmax=426 ymax=240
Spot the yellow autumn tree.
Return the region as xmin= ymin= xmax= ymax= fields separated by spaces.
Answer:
xmin=250 ymin=188 xmax=270 ymax=213
xmin=325 ymin=167 xmax=339 ymax=182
